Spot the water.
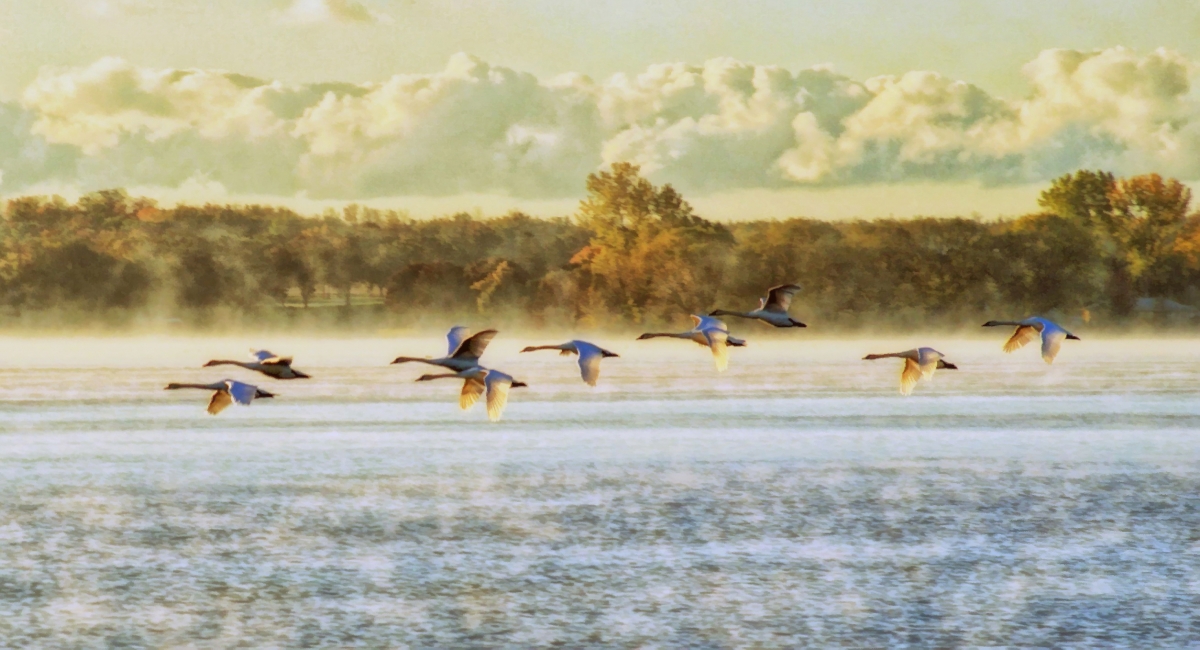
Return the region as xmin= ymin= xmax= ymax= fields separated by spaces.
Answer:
xmin=1 ymin=335 xmax=1199 ymax=647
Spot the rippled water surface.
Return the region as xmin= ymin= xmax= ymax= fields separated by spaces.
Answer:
xmin=2 ymin=335 xmax=1199 ymax=647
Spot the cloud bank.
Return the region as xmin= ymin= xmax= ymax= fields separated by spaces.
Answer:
xmin=2 ymin=47 xmax=1197 ymax=202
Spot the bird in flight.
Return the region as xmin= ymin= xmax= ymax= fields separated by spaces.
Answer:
xmin=164 ymin=379 xmax=275 ymax=415
xmin=710 ymin=284 xmax=806 ymax=328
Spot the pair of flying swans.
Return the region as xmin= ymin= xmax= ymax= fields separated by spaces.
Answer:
xmin=204 ymin=349 xmax=311 ymax=379
xmin=167 ymin=348 xmax=301 ymax=414
xmin=164 ymin=379 xmax=275 ymax=415
xmin=864 ymin=348 xmax=958 ymax=395
xmin=520 ymin=340 xmax=619 ymax=386
xmin=864 ymin=316 xmax=1080 ymax=394
xmin=710 ymin=284 xmax=807 ymax=328
xmin=984 ymin=317 xmax=1080 ymax=364
xmin=394 ymin=326 xmax=525 ymax=421
xmin=417 ymin=367 xmax=527 ymax=422
xmin=638 ymin=315 xmax=746 ymax=372
xmin=392 ymin=326 xmax=498 ymax=371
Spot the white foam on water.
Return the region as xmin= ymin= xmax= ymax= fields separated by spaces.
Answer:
xmin=1 ymin=336 xmax=1198 ymax=645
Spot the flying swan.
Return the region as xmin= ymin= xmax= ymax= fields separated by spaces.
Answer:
xmin=863 ymin=348 xmax=958 ymax=395
xmin=164 ymin=379 xmax=275 ymax=415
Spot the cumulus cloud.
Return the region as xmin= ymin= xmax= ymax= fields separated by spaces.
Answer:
xmin=3 ymin=47 xmax=1198 ymax=200
xmin=279 ymin=0 xmax=390 ymax=24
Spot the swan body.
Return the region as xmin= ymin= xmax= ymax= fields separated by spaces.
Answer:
xmin=416 ymin=366 xmax=527 ymax=422
xmin=710 ymin=284 xmax=806 ymax=328
xmin=164 ymin=379 xmax=275 ymax=415
xmin=863 ymin=347 xmax=957 ymax=395
xmin=521 ymin=340 xmax=619 ymax=386
xmin=392 ymin=327 xmax=498 ymax=372
xmin=204 ymin=349 xmax=310 ymax=379
xmin=637 ymin=315 xmax=746 ymax=372
xmin=983 ymin=317 xmax=1080 ymax=364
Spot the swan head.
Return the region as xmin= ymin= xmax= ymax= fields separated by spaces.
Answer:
xmin=202 ymin=360 xmax=220 ymax=367
xmin=415 ymin=374 xmax=439 ymax=382
xmin=1066 ymin=334 xmax=1081 ymax=340
xmin=636 ymin=333 xmax=655 ymax=340
xmin=519 ymin=346 xmax=537 ymax=353
xmin=164 ymin=383 xmax=182 ymax=390
xmin=982 ymin=320 xmax=1002 ymax=327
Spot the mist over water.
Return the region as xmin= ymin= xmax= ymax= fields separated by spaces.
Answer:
xmin=2 ymin=336 xmax=1199 ymax=646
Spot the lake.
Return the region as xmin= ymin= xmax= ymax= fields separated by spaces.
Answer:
xmin=1 ymin=334 xmax=1198 ymax=647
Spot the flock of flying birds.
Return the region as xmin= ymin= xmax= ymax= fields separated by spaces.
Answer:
xmin=163 ymin=283 xmax=1081 ymax=421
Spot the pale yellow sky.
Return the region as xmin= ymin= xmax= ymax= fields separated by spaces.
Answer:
xmin=2 ymin=0 xmax=1198 ymax=99
xmin=0 ymin=0 xmax=1197 ymax=219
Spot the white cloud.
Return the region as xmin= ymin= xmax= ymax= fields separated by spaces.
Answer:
xmin=4 ymin=47 xmax=1198 ymax=202
xmin=279 ymin=0 xmax=391 ymax=25
xmin=80 ymin=0 xmax=156 ymax=17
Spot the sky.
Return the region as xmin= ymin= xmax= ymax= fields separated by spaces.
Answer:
xmin=0 ymin=0 xmax=1198 ymax=219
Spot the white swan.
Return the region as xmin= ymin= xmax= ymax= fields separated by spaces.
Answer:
xmin=983 ymin=317 xmax=1080 ymax=364
xmin=710 ymin=284 xmax=806 ymax=328
xmin=392 ymin=326 xmax=498 ymax=372
xmin=520 ymin=340 xmax=619 ymax=386
xmin=416 ymin=366 xmax=527 ymax=422
xmin=164 ymin=379 xmax=275 ymax=415
xmin=637 ymin=315 xmax=746 ymax=372
xmin=863 ymin=348 xmax=958 ymax=395
xmin=204 ymin=349 xmax=311 ymax=379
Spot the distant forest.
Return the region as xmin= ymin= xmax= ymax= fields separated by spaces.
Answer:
xmin=1 ymin=163 xmax=1197 ymax=330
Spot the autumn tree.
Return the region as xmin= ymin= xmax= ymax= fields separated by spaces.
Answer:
xmin=1040 ymin=170 xmax=1193 ymax=313
xmin=573 ymin=163 xmax=733 ymax=325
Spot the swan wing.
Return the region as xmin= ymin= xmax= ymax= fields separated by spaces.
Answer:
xmin=1003 ymin=325 xmax=1039 ymax=353
xmin=446 ymin=326 xmax=470 ymax=356
xmin=225 ymin=380 xmax=259 ymax=406
xmin=917 ymin=348 xmax=940 ymax=379
xmin=459 ymin=377 xmax=485 ymax=410
xmin=207 ymin=390 xmax=233 ymax=415
xmin=451 ymin=329 xmax=498 ymax=360
xmin=575 ymin=343 xmax=603 ymax=386
xmin=1041 ymin=328 xmax=1067 ymax=364
xmin=692 ymin=314 xmax=728 ymax=332
xmin=900 ymin=358 xmax=922 ymax=396
xmin=763 ymin=284 xmax=801 ymax=313
xmin=705 ymin=328 xmax=730 ymax=372
xmin=484 ymin=371 xmax=514 ymax=422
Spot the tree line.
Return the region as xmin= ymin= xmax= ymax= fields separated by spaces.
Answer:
xmin=1 ymin=163 xmax=1197 ymax=330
